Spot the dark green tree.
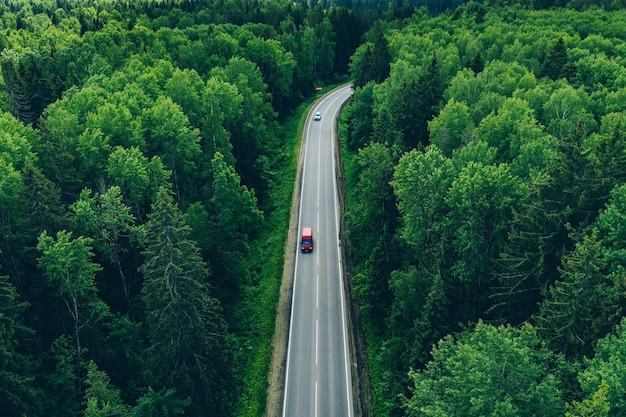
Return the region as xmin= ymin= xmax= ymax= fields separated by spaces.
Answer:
xmin=348 ymin=142 xmax=400 ymax=333
xmin=139 ymin=187 xmax=235 ymax=417
xmin=445 ymin=162 xmax=527 ymax=321
xmin=0 ymin=274 xmax=39 ymax=417
xmin=537 ymin=232 xmax=613 ymax=359
xmin=44 ymin=335 xmax=83 ymax=417
xmin=216 ymin=56 xmax=279 ymax=204
xmin=346 ymin=82 xmax=375 ymax=151
xmin=1 ymin=48 xmax=61 ymax=125
xmin=209 ymin=151 xmax=263 ymax=291
xmin=242 ymin=36 xmax=295 ymax=112
xmin=468 ymin=51 xmax=484 ymax=74
xmin=539 ymin=38 xmax=571 ymax=81
xmin=351 ymin=22 xmax=390 ymax=88
xmin=393 ymin=76 xmax=423 ymax=150
xmin=413 ymin=55 xmax=444 ymax=149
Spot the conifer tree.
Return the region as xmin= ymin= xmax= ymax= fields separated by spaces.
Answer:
xmin=537 ymin=232 xmax=612 ymax=359
xmin=0 ymin=274 xmax=39 ymax=417
xmin=140 ymin=187 xmax=235 ymax=417
xmin=540 ymin=38 xmax=570 ymax=81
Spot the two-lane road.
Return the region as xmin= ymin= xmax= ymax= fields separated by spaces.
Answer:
xmin=282 ymin=85 xmax=354 ymax=417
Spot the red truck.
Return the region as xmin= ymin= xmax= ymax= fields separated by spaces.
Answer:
xmin=300 ymin=227 xmax=313 ymax=253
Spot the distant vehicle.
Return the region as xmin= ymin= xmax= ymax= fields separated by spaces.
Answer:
xmin=301 ymin=227 xmax=313 ymax=252
xmin=314 ymin=112 xmax=321 ymax=121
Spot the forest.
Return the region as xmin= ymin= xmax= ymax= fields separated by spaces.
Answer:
xmin=344 ymin=2 xmax=626 ymax=417
xmin=0 ymin=0 xmax=382 ymax=416
xmin=2 ymin=0 xmax=626 ymax=417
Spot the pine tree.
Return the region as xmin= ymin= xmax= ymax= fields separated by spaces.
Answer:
xmin=0 ymin=274 xmax=39 ymax=417
xmin=140 ymin=187 xmax=235 ymax=416
xmin=540 ymin=38 xmax=570 ymax=81
xmin=537 ymin=232 xmax=612 ymax=359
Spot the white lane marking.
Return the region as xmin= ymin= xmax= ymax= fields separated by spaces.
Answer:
xmin=316 ymin=319 xmax=319 ymax=366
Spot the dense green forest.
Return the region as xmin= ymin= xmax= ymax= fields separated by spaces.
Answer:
xmin=344 ymin=2 xmax=626 ymax=417
xmin=3 ymin=0 xmax=626 ymax=416
xmin=0 ymin=0 xmax=387 ymax=416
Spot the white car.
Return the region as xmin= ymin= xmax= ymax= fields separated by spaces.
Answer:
xmin=314 ymin=112 xmax=321 ymax=120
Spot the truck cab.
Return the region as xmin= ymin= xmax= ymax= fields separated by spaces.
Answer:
xmin=301 ymin=227 xmax=313 ymax=253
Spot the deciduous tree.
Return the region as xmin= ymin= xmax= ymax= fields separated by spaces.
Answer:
xmin=37 ymin=230 xmax=106 ymax=392
xmin=405 ymin=322 xmax=564 ymax=417
xmin=71 ymin=186 xmax=139 ymax=317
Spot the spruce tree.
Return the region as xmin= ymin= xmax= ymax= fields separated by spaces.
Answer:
xmin=0 ymin=274 xmax=39 ymax=417
xmin=139 ymin=187 xmax=235 ymax=416
xmin=540 ymin=38 xmax=569 ymax=81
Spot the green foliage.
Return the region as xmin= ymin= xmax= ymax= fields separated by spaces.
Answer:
xmin=344 ymin=5 xmax=626 ymax=417
xmin=0 ymin=48 xmax=61 ymax=124
xmin=578 ymin=319 xmax=626 ymax=415
xmin=132 ymin=388 xmax=188 ymax=417
xmin=429 ymin=98 xmax=472 ymax=156
xmin=348 ymin=142 xmax=400 ymax=333
xmin=44 ymin=335 xmax=83 ymax=417
xmin=6 ymin=1 xmax=626 ymax=416
xmin=107 ymin=146 xmax=170 ymax=219
xmin=351 ymin=22 xmax=391 ymax=88
xmin=70 ymin=186 xmax=140 ymax=317
xmin=140 ymin=187 xmax=236 ymax=416
xmin=405 ymin=322 xmax=564 ymax=417
xmin=539 ymin=38 xmax=574 ymax=81
xmin=566 ymin=380 xmax=610 ymax=417
xmin=0 ymin=274 xmax=39 ymax=417
xmin=36 ymin=230 xmax=107 ymax=395
xmin=208 ymin=151 xmax=263 ymax=295
xmin=538 ymin=232 xmax=613 ymax=358
xmin=83 ymin=360 xmax=130 ymax=417
xmin=0 ymin=1 xmax=390 ymax=417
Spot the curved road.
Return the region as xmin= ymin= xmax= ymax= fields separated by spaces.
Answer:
xmin=282 ymin=84 xmax=354 ymax=417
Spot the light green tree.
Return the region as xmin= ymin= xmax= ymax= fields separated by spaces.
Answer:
xmin=445 ymin=162 xmax=527 ymax=320
xmin=106 ymin=146 xmax=170 ymax=220
xmin=71 ymin=186 xmax=139 ymax=317
xmin=83 ymin=360 xmax=129 ymax=417
xmin=140 ymin=95 xmax=201 ymax=201
xmin=566 ymin=380 xmax=610 ymax=417
xmin=404 ymin=322 xmax=564 ymax=417
xmin=578 ymin=319 xmax=626 ymax=416
xmin=429 ymin=98 xmax=473 ymax=156
xmin=37 ymin=230 xmax=106 ymax=392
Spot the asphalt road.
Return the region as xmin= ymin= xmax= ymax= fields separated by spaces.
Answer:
xmin=282 ymin=84 xmax=354 ymax=417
